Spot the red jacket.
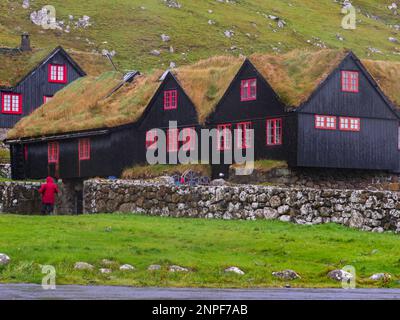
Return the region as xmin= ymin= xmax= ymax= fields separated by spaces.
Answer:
xmin=39 ymin=177 xmax=59 ymax=204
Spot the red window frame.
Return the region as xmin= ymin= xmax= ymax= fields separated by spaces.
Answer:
xmin=240 ymin=78 xmax=257 ymax=101
xmin=315 ymin=115 xmax=337 ymax=130
xmin=48 ymin=64 xmax=67 ymax=83
xmin=266 ymin=118 xmax=283 ymax=146
xmin=48 ymin=142 xmax=59 ymax=163
xmin=78 ymin=138 xmax=91 ymax=161
xmin=43 ymin=96 xmax=53 ymax=104
xmin=341 ymin=71 xmax=359 ymax=93
xmin=24 ymin=145 xmax=28 ymax=161
xmin=217 ymin=124 xmax=232 ymax=151
xmin=167 ymin=128 xmax=179 ymax=152
xmin=236 ymin=122 xmax=252 ymax=149
xmin=164 ymin=90 xmax=178 ymax=110
xmin=1 ymin=93 xmax=22 ymax=114
xmin=339 ymin=117 xmax=360 ymax=132
xmin=146 ymin=129 xmax=158 ymax=150
xmin=182 ymin=127 xmax=196 ymax=151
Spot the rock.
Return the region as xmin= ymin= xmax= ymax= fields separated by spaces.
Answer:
xmin=211 ymin=179 xmax=226 ymax=186
xmin=148 ymin=264 xmax=162 ymax=271
xmin=224 ymin=30 xmax=234 ymax=38
xmin=76 ymin=15 xmax=91 ymax=28
xmin=120 ymin=264 xmax=135 ymax=271
xmin=208 ymin=20 xmax=216 ymax=25
xmin=0 ymin=254 xmax=10 ymax=266
xmin=327 ymin=269 xmax=354 ymax=282
xmin=270 ymin=195 xmax=281 ymax=208
xmin=389 ymin=37 xmax=398 ymax=43
xmin=279 ymin=215 xmax=291 ymax=222
xmin=161 ymin=34 xmax=170 ymax=42
xmin=150 ymin=49 xmax=161 ymax=56
xmin=272 ymin=270 xmax=300 ymax=280
xmin=263 ymin=208 xmax=279 ymax=220
xmin=169 ymin=265 xmax=189 ymax=272
xmin=163 ymin=0 xmax=182 ymax=8
xmin=370 ymin=273 xmax=391 ymax=281
xmin=225 ymin=266 xmax=245 ymax=275
xmin=22 ymin=0 xmax=30 ymax=9
xmin=74 ymin=262 xmax=94 ymax=270
xmin=99 ymin=268 xmax=112 ymax=274
xmin=169 ymin=62 xmax=176 ymax=69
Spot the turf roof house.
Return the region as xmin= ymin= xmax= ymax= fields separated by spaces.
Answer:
xmin=0 ymin=34 xmax=86 ymax=128
xmin=251 ymin=50 xmax=400 ymax=172
xmin=206 ymin=58 xmax=291 ymax=178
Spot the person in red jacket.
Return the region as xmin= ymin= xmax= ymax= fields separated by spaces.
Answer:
xmin=39 ymin=176 xmax=59 ymax=215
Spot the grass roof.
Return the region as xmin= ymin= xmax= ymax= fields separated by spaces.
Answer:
xmin=0 ymin=46 xmax=112 ymax=88
xmin=173 ymin=56 xmax=244 ymax=124
xmin=250 ymin=49 xmax=348 ymax=107
xmin=8 ymin=49 xmax=400 ymax=140
xmin=0 ymin=48 xmax=53 ymax=87
xmin=362 ymin=59 xmax=400 ymax=108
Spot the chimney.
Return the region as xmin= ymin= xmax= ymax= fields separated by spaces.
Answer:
xmin=20 ymin=33 xmax=31 ymax=52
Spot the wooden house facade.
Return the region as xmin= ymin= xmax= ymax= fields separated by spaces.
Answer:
xmin=6 ymin=50 xmax=400 ymax=182
xmin=0 ymin=35 xmax=86 ymax=128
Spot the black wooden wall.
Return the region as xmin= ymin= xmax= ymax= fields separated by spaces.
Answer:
xmin=296 ymin=54 xmax=400 ymax=171
xmin=0 ymin=50 xmax=83 ymax=128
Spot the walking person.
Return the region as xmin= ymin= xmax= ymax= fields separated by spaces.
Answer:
xmin=39 ymin=176 xmax=59 ymax=215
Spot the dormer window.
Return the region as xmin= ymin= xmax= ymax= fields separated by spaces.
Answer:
xmin=241 ymin=79 xmax=257 ymax=101
xmin=78 ymin=138 xmax=91 ymax=160
xmin=164 ymin=90 xmax=177 ymax=110
xmin=48 ymin=64 xmax=67 ymax=83
xmin=341 ymin=71 xmax=359 ymax=93
xmin=2 ymin=93 xmax=22 ymax=114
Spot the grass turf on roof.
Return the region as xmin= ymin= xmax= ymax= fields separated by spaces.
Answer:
xmin=250 ymin=49 xmax=348 ymax=107
xmin=0 ymin=47 xmax=53 ymax=87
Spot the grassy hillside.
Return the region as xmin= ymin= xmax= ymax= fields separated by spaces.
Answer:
xmin=0 ymin=0 xmax=399 ymax=74
xmin=0 ymin=214 xmax=399 ymax=288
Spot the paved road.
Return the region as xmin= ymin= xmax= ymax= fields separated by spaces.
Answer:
xmin=1 ymin=284 xmax=400 ymax=300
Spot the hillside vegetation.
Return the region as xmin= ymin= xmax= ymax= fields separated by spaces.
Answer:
xmin=0 ymin=0 xmax=399 ymax=74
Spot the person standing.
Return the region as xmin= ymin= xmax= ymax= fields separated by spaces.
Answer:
xmin=39 ymin=176 xmax=59 ymax=215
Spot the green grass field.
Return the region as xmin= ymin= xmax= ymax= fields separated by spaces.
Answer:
xmin=0 ymin=0 xmax=399 ymax=74
xmin=0 ymin=214 xmax=399 ymax=288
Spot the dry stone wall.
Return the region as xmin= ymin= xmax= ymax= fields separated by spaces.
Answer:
xmin=84 ymin=179 xmax=400 ymax=233
xmin=0 ymin=181 xmax=42 ymax=214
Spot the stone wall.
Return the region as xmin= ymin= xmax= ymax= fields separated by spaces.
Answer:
xmin=0 ymin=181 xmax=42 ymax=214
xmin=83 ymin=179 xmax=400 ymax=233
xmin=229 ymin=167 xmax=400 ymax=191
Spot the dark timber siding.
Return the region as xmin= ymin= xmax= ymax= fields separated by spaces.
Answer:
xmin=296 ymin=54 xmax=400 ymax=171
xmin=0 ymin=50 xmax=83 ymax=128
xmin=207 ymin=59 xmax=288 ymax=165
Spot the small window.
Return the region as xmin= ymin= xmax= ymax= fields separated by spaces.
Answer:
xmin=164 ymin=90 xmax=178 ymax=110
xmin=241 ymin=79 xmax=257 ymax=101
xmin=181 ymin=127 xmax=196 ymax=151
xmin=146 ymin=129 xmax=158 ymax=150
xmin=339 ymin=117 xmax=360 ymax=131
xmin=78 ymin=138 xmax=90 ymax=160
xmin=167 ymin=128 xmax=179 ymax=152
xmin=315 ymin=115 xmax=337 ymax=130
xmin=24 ymin=145 xmax=28 ymax=161
xmin=217 ymin=124 xmax=232 ymax=151
xmin=43 ymin=96 xmax=53 ymax=104
xmin=48 ymin=142 xmax=59 ymax=163
xmin=48 ymin=64 xmax=67 ymax=83
xmin=2 ymin=93 xmax=22 ymax=114
xmin=266 ymin=118 xmax=283 ymax=146
xmin=236 ymin=122 xmax=252 ymax=149
xmin=341 ymin=71 xmax=359 ymax=93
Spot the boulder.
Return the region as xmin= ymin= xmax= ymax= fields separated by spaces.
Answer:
xmin=74 ymin=262 xmax=94 ymax=270
xmin=120 ymin=264 xmax=135 ymax=271
xmin=272 ymin=270 xmax=300 ymax=280
xmin=327 ymin=269 xmax=353 ymax=282
xmin=169 ymin=265 xmax=189 ymax=272
xmin=99 ymin=268 xmax=112 ymax=274
xmin=369 ymin=273 xmax=391 ymax=281
xmin=0 ymin=254 xmax=10 ymax=266
xmin=148 ymin=264 xmax=162 ymax=271
xmin=224 ymin=266 xmax=245 ymax=275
